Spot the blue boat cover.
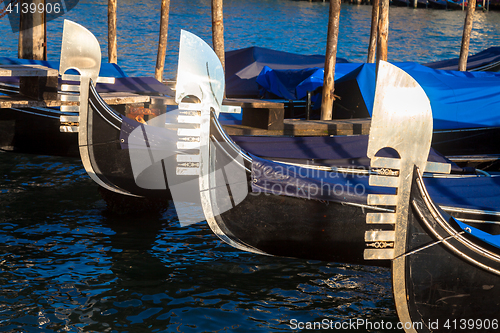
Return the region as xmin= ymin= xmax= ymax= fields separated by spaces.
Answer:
xmin=257 ymin=62 xmax=500 ymax=130
xmin=455 ymin=219 xmax=500 ymax=250
xmin=251 ymin=154 xmax=389 ymax=205
xmin=0 ymin=57 xmax=128 ymax=77
xmin=0 ymin=57 xmax=173 ymax=95
xmin=232 ymin=134 xmax=467 ymax=173
xmin=251 ymin=154 xmax=500 ymax=213
xmin=225 ymin=46 xmax=348 ymax=98
xmin=256 ymin=63 xmax=363 ymax=104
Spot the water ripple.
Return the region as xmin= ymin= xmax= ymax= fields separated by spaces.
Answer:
xmin=1 ymin=1 xmax=500 ymax=332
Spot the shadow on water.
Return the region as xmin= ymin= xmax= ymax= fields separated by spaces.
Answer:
xmin=2 ymin=1 xmax=500 ymax=330
xmin=0 ymin=153 xmax=402 ymax=332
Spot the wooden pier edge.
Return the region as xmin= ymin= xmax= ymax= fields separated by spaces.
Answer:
xmin=223 ymin=118 xmax=371 ymax=137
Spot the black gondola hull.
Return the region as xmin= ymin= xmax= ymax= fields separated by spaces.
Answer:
xmin=397 ymin=170 xmax=500 ymax=332
xmin=0 ymin=107 xmax=79 ymax=157
xmin=85 ymin=86 xmax=172 ymax=200
xmin=216 ymin=189 xmax=391 ymax=266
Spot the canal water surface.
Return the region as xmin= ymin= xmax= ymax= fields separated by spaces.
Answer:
xmin=1 ymin=1 xmax=500 ymax=332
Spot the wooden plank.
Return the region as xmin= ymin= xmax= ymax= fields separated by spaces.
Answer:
xmin=0 ymin=96 xmax=68 ymax=108
xmin=223 ymin=98 xmax=284 ymax=109
xmin=242 ymin=107 xmax=284 ymax=130
xmin=99 ymin=92 xmax=151 ymax=105
xmin=0 ymin=92 xmax=150 ymax=108
xmin=377 ymin=0 xmax=390 ymax=63
xmin=0 ymin=66 xmax=58 ymax=77
xmin=223 ymin=118 xmax=371 ymax=136
xmin=0 ymin=65 xmax=59 ymax=100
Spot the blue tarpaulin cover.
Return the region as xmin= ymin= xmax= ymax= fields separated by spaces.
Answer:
xmin=225 ymin=46 xmax=348 ymax=98
xmin=232 ymin=134 xmax=466 ymax=173
xmin=456 ymin=219 xmax=500 ymax=249
xmin=0 ymin=57 xmax=128 ymax=77
xmin=256 ymin=64 xmax=363 ymax=100
xmin=424 ymin=46 xmax=500 ymax=71
xmin=251 ymin=154 xmax=500 ymax=213
xmin=0 ymin=57 xmax=173 ymax=95
xmin=257 ymin=62 xmax=500 ymax=130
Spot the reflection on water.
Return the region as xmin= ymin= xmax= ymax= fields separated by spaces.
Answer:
xmin=0 ymin=153 xmax=399 ymax=332
xmin=1 ymin=1 xmax=500 ymax=331
xmin=1 ymin=0 xmax=499 ymax=78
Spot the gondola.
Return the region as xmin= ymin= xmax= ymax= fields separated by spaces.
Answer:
xmin=425 ymin=46 xmax=500 ymax=72
xmin=446 ymin=0 xmax=467 ymax=9
xmin=159 ymin=30 xmax=500 ymax=267
xmin=62 ymin=21 xmax=500 ymax=257
xmin=3 ymin=28 xmax=500 ymax=160
xmin=378 ymin=166 xmax=500 ymax=332
xmin=60 ymin=21 xmax=500 ymax=331
xmin=427 ymin=0 xmax=448 ymax=8
xmin=188 ymin=42 xmax=500 ymax=267
xmin=56 ymin=20 xmax=173 ymax=216
xmin=364 ymin=62 xmax=500 ymax=332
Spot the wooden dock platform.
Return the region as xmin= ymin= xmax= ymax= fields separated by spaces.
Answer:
xmin=0 ymin=64 xmax=160 ymax=109
xmin=222 ymin=98 xmax=370 ymax=136
xmin=0 ymin=92 xmax=155 ymax=109
xmin=224 ymin=118 xmax=371 ymax=136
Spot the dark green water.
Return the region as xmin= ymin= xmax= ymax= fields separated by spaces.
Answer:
xmin=1 ymin=0 xmax=500 ymax=331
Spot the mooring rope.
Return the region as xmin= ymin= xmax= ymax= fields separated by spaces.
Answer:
xmin=395 ymin=231 xmax=465 ymax=259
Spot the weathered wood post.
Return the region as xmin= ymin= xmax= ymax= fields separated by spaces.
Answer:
xmin=18 ymin=0 xmax=58 ymax=100
xmin=376 ymin=0 xmax=389 ymax=65
xmin=211 ymin=0 xmax=225 ymax=72
xmin=367 ymin=0 xmax=380 ymax=63
xmin=18 ymin=0 xmax=46 ymax=60
xmin=155 ymin=0 xmax=171 ymax=82
xmin=320 ymin=0 xmax=342 ymax=121
xmin=108 ymin=0 xmax=118 ymax=64
xmin=458 ymin=0 xmax=477 ymax=71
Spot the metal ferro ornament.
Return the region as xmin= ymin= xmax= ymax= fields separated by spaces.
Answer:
xmin=364 ymin=61 xmax=434 ymax=333
xmin=58 ymin=20 xmax=125 ymax=195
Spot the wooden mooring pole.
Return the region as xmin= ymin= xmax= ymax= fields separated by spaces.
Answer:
xmin=155 ymin=0 xmax=171 ymax=82
xmin=320 ymin=0 xmax=341 ymax=121
xmin=367 ymin=0 xmax=380 ymax=63
xmin=18 ymin=0 xmax=46 ymax=60
xmin=211 ymin=0 xmax=225 ymax=72
xmin=458 ymin=0 xmax=477 ymax=71
xmin=376 ymin=0 xmax=389 ymax=66
xmin=108 ymin=0 xmax=117 ymax=64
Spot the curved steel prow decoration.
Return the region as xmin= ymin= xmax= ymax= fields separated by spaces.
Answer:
xmin=365 ymin=61 xmax=433 ymax=261
xmin=59 ymin=19 xmax=101 ymax=84
xmin=175 ymin=30 xmax=225 ymax=115
xmin=58 ymin=20 xmax=131 ymax=196
xmin=159 ymin=30 xmax=259 ymax=253
xmin=365 ymin=61 xmax=450 ymax=333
